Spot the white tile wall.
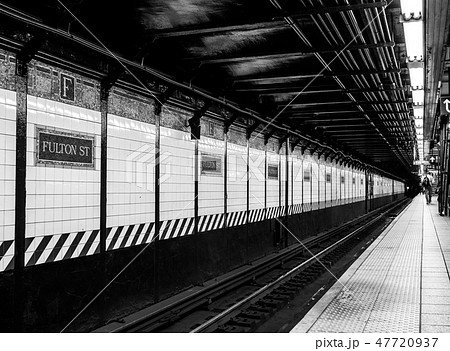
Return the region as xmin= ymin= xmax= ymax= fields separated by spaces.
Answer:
xmin=318 ymin=162 xmax=325 ymax=203
xmin=160 ymin=126 xmax=194 ymax=221
xmin=358 ymin=171 xmax=364 ymax=200
xmin=107 ymin=114 xmax=156 ymax=227
xmin=0 ymin=88 xmax=16 ymax=269
xmin=280 ymin=153 xmax=286 ymax=206
xmin=227 ymin=143 xmax=247 ymax=213
xmin=349 ymin=169 xmax=354 ymax=202
xmin=266 ymin=151 xmax=279 ymax=208
xmin=332 ymin=164 xmax=338 ymax=202
xmin=373 ymin=174 xmax=379 ymax=197
xmin=26 ymin=96 xmax=101 ymax=245
xmin=311 ymin=161 xmax=319 ymax=205
xmin=339 ymin=166 xmax=345 ymax=201
xmin=344 ymin=167 xmax=348 ymax=200
xmin=347 ymin=168 xmax=352 ymax=201
xmin=292 ymin=156 xmax=302 ymax=205
xmin=249 ymin=148 xmax=265 ymax=210
xmin=324 ymin=162 xmax=333 ymax=206
xmin=303 ymin=160 xmax=311 ymax=205
xmin=199 ymin=137 xmax=224 ymax=216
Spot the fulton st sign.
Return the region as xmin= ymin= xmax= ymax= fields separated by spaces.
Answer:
xmin=36 ymin=127 xmax=95 ymax=168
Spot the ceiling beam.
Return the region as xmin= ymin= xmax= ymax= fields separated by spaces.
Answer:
xmin=273 ymin=1 xmax=387 ymax=19
xmin=321 ymin=125 xmax=374 ymax=129
xmin=234 ymin=85 xmax=408 ymax=94
xmin=278 ymin=100 xmax=409 ymax=108
xmin=282 ymin=107 xmax=409 ymax=115
xmin=191 ymin=42 xmax=394 ymax=65
xmin=286 ymin=110 xmax=409 ymax=118
xmin=300 ymin=118 xmax=368 ymax=124
xmin=144 ymin=21 xmax=291 ymax=39
xmin=233 ymin=68 xmax=401 ymax=84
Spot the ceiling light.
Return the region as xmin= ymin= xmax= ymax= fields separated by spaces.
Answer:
xmin=413 ymin=106 xmax=423 ymax=118
xmin=403 ymin=21 xmax=424 ymax=60
xmin=409 ymin=67 xmax=424 ymax=88
xmin=412 ymin=89 xmax=424 ymax=105
xmin=400 ymin=0 xmax=423 ymax=16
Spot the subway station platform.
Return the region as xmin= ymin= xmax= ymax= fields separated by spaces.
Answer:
xmin=291 ymin=195 xmax=450 ymax=333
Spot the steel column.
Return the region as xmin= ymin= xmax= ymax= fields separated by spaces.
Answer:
xmin=13 ymin=63 xmax=27 ymax=331
xmin=285 ymin=137 xmax=289 ymax=248
xmin=224 ymin=129 xmax=228 ymax=227
xmin=246 ymin=137 xmax=250 ymax=262
xmin=153 ymin=102 xmax=161 ymax=302
xmin=99 ymin=85 xmax=108 ymax=256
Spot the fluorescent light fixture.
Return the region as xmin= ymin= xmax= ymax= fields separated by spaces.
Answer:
xmin=413 ymin=106 xmax=423 ymax=118
xmin=412 ymin=89 xmax=424 ymax=105
xmin=403 ymin=21 xmax=424 ymax=60
xmin=409 ymin=67 xmax=424 ymax=88
xmin=400 ymin=0 xmax=422 ymax=16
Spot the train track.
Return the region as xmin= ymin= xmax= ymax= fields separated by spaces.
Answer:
xmin=94 ymin=198 xmax=410 ymax=333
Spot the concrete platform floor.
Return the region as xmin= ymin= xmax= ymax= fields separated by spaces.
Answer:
xmin=290 ymin=195 xmax=450 ymax=333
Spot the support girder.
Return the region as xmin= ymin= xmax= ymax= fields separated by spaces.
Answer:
xmin=194 ymin=42 xmax=394 ymax=65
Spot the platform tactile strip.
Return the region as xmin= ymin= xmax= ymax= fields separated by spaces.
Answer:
xmin=291 ymin=196 xmax=450 ymax=333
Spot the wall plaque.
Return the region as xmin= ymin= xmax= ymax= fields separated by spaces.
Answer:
xmin=201 ymin=153 xmax=222 ymax=175
xmin=267 ymin=164 xmax=278 ymax=180
xmin=36 ymin=127 xmax=95 ymax=168
xmin=303 ymin=169 xmax=311 ymax=182
xmin=60 ymin=73 xmax=75 ymax=101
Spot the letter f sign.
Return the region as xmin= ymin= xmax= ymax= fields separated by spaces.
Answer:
xmin=60 ymin=73 xmax=75 ymax=101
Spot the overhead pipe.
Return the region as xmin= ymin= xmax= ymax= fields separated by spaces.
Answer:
xmin=343 ymin=2 xmax=414 ymax=166
xmin=304 ymin=2 xmax=412 ymax=170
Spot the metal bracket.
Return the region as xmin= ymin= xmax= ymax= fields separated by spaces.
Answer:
xmin=290 ymin=137 xmax=301 ymax=152
xmin=188 ymin=101 xmax=211 ymax=140
xmin=246 ymin=120 xmax=261 ymax=140
xmin=15 ymin=34 xmax=45 ymax=76
xmin=278 ymin=133 xmax=290 ymax=149
xmin=224 ymin=113 xmax=238 ymax=134
xmin=264 ymin=128 xmax=277 ymax=145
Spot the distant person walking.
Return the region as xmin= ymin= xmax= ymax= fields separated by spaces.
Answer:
xmin=422 ymin=175 xmax=432 ymax=204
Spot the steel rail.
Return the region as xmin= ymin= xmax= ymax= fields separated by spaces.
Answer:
xmin=190 ymin=197 xmax=410 ymax=332
xmin=94 ymin=198 xmax=407 ymax=332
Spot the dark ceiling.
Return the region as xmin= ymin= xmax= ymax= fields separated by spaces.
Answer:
xmin=1 ymin=0 xmax=448 ymax=180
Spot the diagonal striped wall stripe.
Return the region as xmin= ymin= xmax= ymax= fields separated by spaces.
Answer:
xmin=24 ymin=230 xmax=100 ymax=267
xmin=107 ymin=222 xmax=155 ymax=250
xmin=227 ymin=210 xmax=247 ymax=227
xmin=159 ymin=220 xmax=172 ymax=240
xmin=0 ymin=240 xmax=14 ymax=272
xmin=181 ymin=217 xmax=195 ymax=237
xmin=106 ymin=217 xmax=202 ymax=249
xmin=198 ymin=213 xmax=224 ymax=233
xmin=290 ymin=204 xmax=302 ymax=215
xmin=18 ymin=200 xmax=338 ymax=269
xmin=139 ymin=222 xmax=156 ymax=245
xmin=248 ymin=208 xmax=265 ymax=223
